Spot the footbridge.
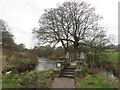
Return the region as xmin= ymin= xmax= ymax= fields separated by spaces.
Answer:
xmin=53 ymin=52 xmax=86 ymax=78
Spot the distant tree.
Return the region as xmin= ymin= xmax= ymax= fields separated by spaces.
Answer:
xmin=18 ymin=43 xmax=25 ymax=52
xmin=33 ymin=45 xmax=54 ymax=57
xmin=0 ymin=19 xmax=17 ymax=50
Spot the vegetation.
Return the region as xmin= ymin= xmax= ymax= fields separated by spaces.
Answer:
xmin=0 ymin=19 xmax=38 ymax=73
xmin=2 ymin=50 xmax=37 ymax=72
xmin=75 ymin=73 xmax=118 ymax=88
xmin=2 ymin=70 xmax=53 ymax=88
xmin=0 ymin=19 xmax=18 ymax=51
xmin=0 ymin=0 xmax=119 ymax=89
xmin=32 ymin=45 xmax=66 ymax=59
xmin=103 ymin=50 xmax=119 ymax=76
xmin=33 ymin=1 xmax=111 ymax=71
xmin=33 ymin=1 xmax=109 ymax=55
xmin=105 ymin=51 xmax=119 ymax=63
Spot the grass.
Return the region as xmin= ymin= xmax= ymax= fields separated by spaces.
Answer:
xmin=75 ymin=49 xmax=119 ymax=88
xmin=106 ymin=52 xmax=119 ymax=63
xmin=2 ymin=70 xmax=53 ymax=88
xmin=101 ymin=49 xmax=119 ymax=64
xmin=75 ymin=73 xmax=118 ymax=88
xmin=88 ymin=49 xmax=119 ymax=64
xmin=16 ymin=58 xmax=31 ymax=64
xmin=105 ymin=49 xmax=116 ymax=52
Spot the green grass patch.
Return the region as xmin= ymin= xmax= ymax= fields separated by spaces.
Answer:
xmin=2 ymin=70 xmax=53 ymax=88
xmin=16 ymin=58 xmax=31 ymax=64
xmin=106 ymin=52 xmax=119 ymax=63
xmin=75 ymin=73 xmax=118 ymax=88
xmin=105 ymin=49 xmax=116 ymax=52
xmin=104 ymin=49 xmax=119 ymax=63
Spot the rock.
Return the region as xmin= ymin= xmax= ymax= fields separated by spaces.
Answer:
xmin=5 ymin=71 xmax=12 ymax=74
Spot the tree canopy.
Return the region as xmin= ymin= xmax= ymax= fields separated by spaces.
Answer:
xmin=0 ymin=19 xmax=17 ymax=50
xmin=33 ymin=1 xmax=109 ymax=53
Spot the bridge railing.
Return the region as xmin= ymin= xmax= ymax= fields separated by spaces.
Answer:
xmin=59 ymin=57 xmax=70 ymax=68
xmin=53 ymin=57 xmax=70 ymax=77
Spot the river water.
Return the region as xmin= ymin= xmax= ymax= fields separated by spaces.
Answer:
xmin=35 ymin=58 xmax=56 ymax=71
xmin=35 ymin=58 xmax=117 ymax=80
xmin=98 ymin=70 xmax=117 ymax=79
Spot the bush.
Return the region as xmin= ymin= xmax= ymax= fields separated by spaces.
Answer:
xmin=2 ymin=49 xmax=38 ymax=72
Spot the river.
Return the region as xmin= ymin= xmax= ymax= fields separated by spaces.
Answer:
xmin=35 ymin=57 xmax=56 ymax=71
xmin=35 ymin=58 xmax=117 ymax=80
xmin=98 ymin=69 xmax=117 ymax=79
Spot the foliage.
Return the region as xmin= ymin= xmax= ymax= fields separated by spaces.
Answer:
xmin=48 ymin=46 xmax=65 ymax=59
xmin=32 ymin=45 xmax=65 ymax=59
xmin=75 ymin=73 xmax=118 ymax=88
xmin=0 ymin=19 xmax=38 ymax=73
xmin=2 ymin=49 xmax=37 ymax=72
xmin=2 ymin=70 xmax=53 ymax=88
xmin=33 ymin=45 xmax=54 ymax=58
xmin=0 ymin=19 xmax=18 ymax=50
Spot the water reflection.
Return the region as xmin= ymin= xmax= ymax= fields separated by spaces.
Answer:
xmin=35 ymin=58 xmax=56 ymax=71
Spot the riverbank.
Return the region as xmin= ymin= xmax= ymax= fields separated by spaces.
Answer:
xmin=2 ymin=49 xmax=38 ymax=73
xmin=2 ymin=52 xmax=119 ymax=88
xmin=2 ymin=69 xmax=118 ymax=88
xmin=75 ymin=72 xmax=118 ymax=88
xmin=2 ymin=70 xmax=53 ymax=88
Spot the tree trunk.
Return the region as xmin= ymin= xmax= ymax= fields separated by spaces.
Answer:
xmin=74 ymin=46 xmax=79 ymax=61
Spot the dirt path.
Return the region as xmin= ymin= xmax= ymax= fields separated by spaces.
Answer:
xmin=52 ymin=77 xmax=75 ymax=88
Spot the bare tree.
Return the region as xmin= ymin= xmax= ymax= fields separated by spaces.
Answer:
xmin=33 ymin=1 xmax=105 ymax=55
xmin=83 ymin=28 xmax=110 ymax=68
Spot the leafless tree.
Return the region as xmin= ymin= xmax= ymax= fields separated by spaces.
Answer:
xmin=33 ymin=1 xmax=107 ymax=55
xmin=83 ymin=28 xmax=110 ymax=68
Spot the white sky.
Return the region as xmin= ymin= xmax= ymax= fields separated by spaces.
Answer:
xmin=0 ymin=0 xmax=119 ymax=48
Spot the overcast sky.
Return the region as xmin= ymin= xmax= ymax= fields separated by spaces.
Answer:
xmin=0 ymin=0 xmax=119 ymax=48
